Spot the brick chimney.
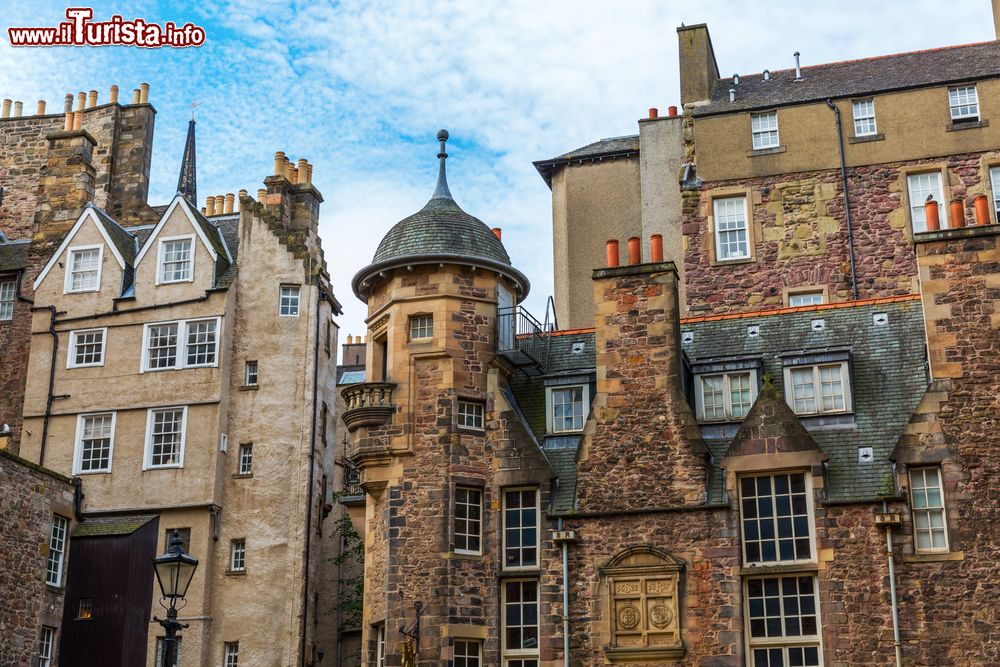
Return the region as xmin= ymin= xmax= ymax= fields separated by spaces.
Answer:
xmin=32 ymin=128 xmax=96 ymax=247
xmin=677 ymin=23 xmax=720 ymax=107
xmin=263 ymin=153 xmax=321 ymax=230
xmin=108 ymin=104 xmax=155 ymax=220
xmin=341 ymin=335 xmax=366 ymax=366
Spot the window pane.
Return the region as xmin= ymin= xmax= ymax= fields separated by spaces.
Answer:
xmin=910 ymin=467 xmax=948 ymax=551
xmin=551 ymin=387 xmax=584 ymax=432
xmin=239 ymin=444 xmax=253 ymax=475
xmin=949 ymin=85 xmax=979 ymax=120
xmin=185 ymin=320 xmax=217 ymax=366
xmin=147 ymin=323 xmax=179 ymax=369
xmin=70 ymin=248 xmax=100 ymax=291
xmin=45 ymin=516 xmax=68 ymax=586
xmin=150 ymin=409 xmax=184 ymax=467
xmin=701 ymin=375 xmax=725 ymax=420
xmin=751 ymin=112 xmax=780 ymax=149
xmin=819 ymin=365 xmax=845 ymax=412
xmin=455 ymin=640 xmax=481 ymax=667
xmin=458 ymin=400 xmax=484 ymax=429
xmin=713 ymin=197 xmax=749 ymax=260
xmin=790 ymin=368 xmax=816 ymax=414
xmin=746 ymin=575 xmax=820 ymax=641
xmin=852 ymin=99 xmax=876 ymax=136
xmin=742 ymin=473 xmax=811 ymax=564
xmin=729 ymin=372 xmax=752 ymax=418
xmin=907 ymin=172 xmax=946 ymax=232
xmin=0 ymin=279 xmax=15 ymax=320
xmin=280 ymin=286 xmax=300 ymax=316
xmin=788 ymin=292 xmax=824 ymax=307
xmin=409 ymin=315 xmax=433 ymax=339
xmin=455 ymin=487 xmax=482 ymax=553
xmin=504 ymin=580 xmax=539 ymax=651
xmin=80 ymin=413 xmax=114 ymax=471
xmin=161 ymin=239 xmax=193 ymax=282
xmin=504 ymin=490 xmax=538 ymax=568
xmin=73 ymin=329 xmax=105 ymax=366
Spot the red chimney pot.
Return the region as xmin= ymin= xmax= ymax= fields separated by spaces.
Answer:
xmin=606 ymin=239 xmax=620 ymax=268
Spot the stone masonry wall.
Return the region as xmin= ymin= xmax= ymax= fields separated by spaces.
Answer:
xmin=0 ymin=450 xmax=74 ymax=667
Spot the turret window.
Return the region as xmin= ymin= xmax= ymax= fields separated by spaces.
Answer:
xmin=409 ymin=315 xmax=433 ymax=340
xmin=458 ymin=400 xmax=485 ymax=430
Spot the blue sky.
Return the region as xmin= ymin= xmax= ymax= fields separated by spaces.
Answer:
xmin=1 ymin=1 xmax=994 ymax=356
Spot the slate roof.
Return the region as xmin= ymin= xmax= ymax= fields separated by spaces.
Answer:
xmin=90 ymin=205 xmax=138 ymax=266
xmin=696 ymin=40 xmax=1000 ymax=117
xmin=0 ymin=239 xmax=29 ymax=273
xmin=337 ymin=365 xmax=365 ymax=385
xmin=533 ymin=135 xmax=640 ymax=187
xmin=73 ymin=514 xmax=157 ymax=538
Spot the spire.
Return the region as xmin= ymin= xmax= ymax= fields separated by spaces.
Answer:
xmin=176 ymin=115 xmax=197 ymax=205
xmin=431 ymin=129 xmax=452 ymax=200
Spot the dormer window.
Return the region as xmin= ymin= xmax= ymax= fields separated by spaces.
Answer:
xmin=66 ymin=246 xmax=102 ymax=293
xmin=696 ymin=371 xmax=757 ymax=422
xmin=780 ymin=348 xmax=853 ymax=416
xmin=158 ymin=237 xmax=194 ymax=284
xmin=547 ymin=385 xmax=588 ymax=433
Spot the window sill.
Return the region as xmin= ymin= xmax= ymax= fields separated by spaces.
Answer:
xmin=45 ymin=584 xmax=65 ymax=594
xmin=946 ymin=119 xmax=988 ymax=131
xmin=238 ymin=384 xmax=259 ymax=392
xmin=232 ymin=473 xmax=253 ymax=479
xmin=747 ymin=145 xmax=786 ymax=157
xmin=740 ymin=562 xmax=820 ymax=576
xmin=498 ymin=568 xmax=541 ymax=578
xmin=457 ymin=426 xmax=486 ymax=435
xmin=849 ymin=133 xmax=884 ymax=144
xmin=899 ymin=550 xmax=964 ymax=563
xmin=797 ymin=413 xmax=856 ymax=431
xmin=225 ymin=569 xmax=247 ymax=576
xmin=449 ymin=552 xmax=485 ymax=562
xmin=710 ymin=256 xmax=755 ymax=266
xmin=604 ymin=646 xmax=685 ymax=663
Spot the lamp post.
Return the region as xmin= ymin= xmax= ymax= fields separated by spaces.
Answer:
xmin=152 ymin=529 xmax=199 ymax=667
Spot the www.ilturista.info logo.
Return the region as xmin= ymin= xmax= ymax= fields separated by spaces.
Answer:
xmin=8 ymin=8 xmax=206 ymax=48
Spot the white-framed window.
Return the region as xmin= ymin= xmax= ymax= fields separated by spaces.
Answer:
xmin=454 ymin=487 xmax=482 ymax=554
xmin=409 ymin=314 xmax=433 ymax=340
xmin=740 ymin=472 xmax=813 ymax=565
xmin=68 ymin=328 xmax=107 ymax=368
xmin=852 ymin=98 xmax=877 ymax=136
xmin=751 ymin=111 xmax=780 ymax=150
xmin=458 ymin=400 xmax=485 ymax=430
xmin=990 ymin=166 xmax=1000 ymax=224
xmin=909 ymin=467 xmax=949 ymax=552
xmin=783 ymin=362 xmax=852 ymax=415
xmin=0 ymin=278 xmax=15 ymax=320
xmin=238 ymin=443 xmax=253 ymax=475
xmin=745 ymin=574 xmax=822 ymax=667
xmin=38 ymin=626 xmax=55 ymax=667
xmin=788 ymin=291 xmax=825 ymax=307
xmin=696 ymin=370 xmax=757 ymax=422
xmin=503 ymin=488 xmax=539 ymax=570
xmin=907 ymin=171 xmax=948 ymax=233
xmin=948 ymin=85 xmax=979 ymax=122
xmin=155 ymin=636 xmax=181 ymax=667
xmin=77 ymin=598 xmax=94 ymax=620
xmin=547 ymin=385 xmax=588 ymax=433
xmin=144 ymin=406 xmax=187 ymax=469
xmin=74 ymin=412 xmax=116 ymax=473
xmin=713 ymin=196 xmax=750 ymax=261
xmin=502 ymin=579 xmax=539 ymax=664
xmin=230 ymin=538 xmax=246 ymax=572
xmin=158 ymin=236 xmax=194 ymax=284
xmin=65 ymin=245 xmax=103 ymax=293
xmin=142 ymin=318 xmax=220 ymax=371
xmin=455 ymin=639 xmax=482 ymax=667
xmin=45 ymin=515 xmax=68 ymax=587
xmin=375 ymin=623 xmax=386 ymax=667
xmin=279 ymin=285 xmax=300 ymax=316
xmin=224 ymin=641 xmax=239 ymax=667
xmin=219 ymin=432 xmax=228 ymax=453
xmin=244 ymin=360 xmax=258 ymax=386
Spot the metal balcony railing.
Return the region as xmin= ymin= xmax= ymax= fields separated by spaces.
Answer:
xmin=341 ymin=464 xmax=363 ymax=499
xmin=340 ymin=382 xmax=396 ymax=432
xmin=498 ymin=305 xmax=550 ymax=374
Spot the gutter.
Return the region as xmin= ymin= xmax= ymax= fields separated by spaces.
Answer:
xmin=826 ymin=99 xmax=860 ymax=300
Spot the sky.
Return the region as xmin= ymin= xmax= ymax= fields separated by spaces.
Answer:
xmin=1 ymin=1 xmax=994 ymax=360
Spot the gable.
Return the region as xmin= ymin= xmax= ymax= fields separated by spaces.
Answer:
xmin=722 ymin=384 xmax=826 ymax=463
xmin=134 ymin=195 xmax=220 ymax=268
xmin=33 ymin=207 xmax=127 ymax=291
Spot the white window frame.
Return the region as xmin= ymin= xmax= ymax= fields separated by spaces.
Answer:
xmin=990 ymin=166 xmax=1000 ymax=225
xmin=454 ymin=639 xmax=482 ymax=667
xmin=909 ymin=467 xmax=950 ymax=553
xmin=155 ymin=636 xmax=181 ymax=667
xmin=73 ymin=411 xmax=117 ymax=474
xmin=238 ymin=443 xmax=253 ymax=475
xmin=156 ymin=234 xmax=196 ymax=285
xmin=744 ymin=574 xmax=823 ymax=667
xmin=502 ymin=487 xmax=539 ymax=571
xmin=224 ymin=641 xmax=239 ymax=667
xmin=501 ymin=579 xmax=540 ymax=664
xmin=546 ymin=384 xmax=589 ymax=434
xmin=375 ymin=623 xmax=386 ymax=667
xmin=788 ymin=291 xmax=825 ymax=307
xmin=851 ymin=98 xmax=877 ymax=136
xmin=948 ymin=85 xmax=979 ymax=122
xmin=454 ymin=486 xmax=483 ymax=555
xmin=457 ymin=399 xmax=485 ymax=430
xmin=143 ymin=406 xmax=188 ymax=470
xmin=38 ymin=626 xmax=55 ymax=667
xmin=751 ymin=111 xmax=780 ymax=150
xmin=279 ymin=285 xmax=300 ymax=317
xmin=409 ymin=314 xmax=434 ymax=340
xmin=220 ymin=432 xmax=228 ymax=453
xmin=695 ymin=370 xmax=758 ymax=423
xmin=0 ymin=277 xmax=15 ymax=320
xmin=738 ymin=472 xmax=816 ymax=566
xmin=907 ymin=171 xmax=949 ymax=233
xmin=45 ymin=515 xmax=68 ymax=587
xmin=64 ymin=244 xmax=104 ymax=294
xmin=141 ymin=317 xmax=221 ymax=372
xmin=230 ymin=538 xmax=246 ymax=572
xmin=244 ymin=360 xmax=259 ymax=386
xmin=712 ymin=196 xmax=751 ymax=261
xmin=67 ymin=327 xmax=108 ymax=368
xmin=782 ymin=361 xmax=853 ymax=416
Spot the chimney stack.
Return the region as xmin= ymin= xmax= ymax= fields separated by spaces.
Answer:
xmin=677 ymin=23 xmax=720 ymax=107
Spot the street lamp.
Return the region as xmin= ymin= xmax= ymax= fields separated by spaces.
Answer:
xmin=152 ymin=529 xmax=199 ymax=667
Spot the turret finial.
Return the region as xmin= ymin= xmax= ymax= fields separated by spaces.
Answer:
xmin=432 ymin=129 xmax=452 ymax=200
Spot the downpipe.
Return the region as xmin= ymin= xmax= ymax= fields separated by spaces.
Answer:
xmin=558 ymin=518 xmax=570 ymax=667
xmin=884 ymin=500 xmax=902 ymax=667
xmin=825 ymin=99 xmax=859 ymax=300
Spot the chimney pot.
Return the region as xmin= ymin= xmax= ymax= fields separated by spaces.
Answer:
xmin=63 ymin=94 xmax=73 ymax=113
xmin=205 ymin=195 xmax=216 ymax=217
xmin=139 ymin=82 xmax=149 ymax=104
xmin=72 ymin=111 xmax=83 ymax=131
xmin=729 ymin=88 xmax=736 ymax=102
xmin=950 ymin=198 xmax=966 ymax=229
xmin=973 ymin=194 xmax=991 ymax=226
xmin=492 ymin=227 xmax=502 ymax=240
xmin=305 ymin=162 xmax=314 ymax=183
xmin=648 ymin=107 xmax=659 ymax=119
xmin=36 ymin=100 xmax=46 ymax=115
xmin=763 ymin=69 xmax=771 ymax=81
xmin=924 ymin=198 xmax=940 ymax=232
xmin=794 ymin=52 xmax=802 ymax=80
xmin=257 ymin=188 xmax=266 ymax=203
xmin=606 ymin=239 xmax=620 ymax=268
xmin=274 ymin=151 xmax=286 ymax=177
xmin=130 ymin=88 xmax=141 ymax=105
xmin=346 ymin=334 xmax=353 ymax=344
xmin=650 ymin=234 xmax=664 ymax=263
xmin=0 ymin=99 xmax=10 ymax=118
xmin=225 ymin=193 xmax=235 ymax=214
xmin=215 ymin=195 xmax=225 ymax=214
xmin=87 ymin=90 xmax=98 ymax=108
xmin=12 ymin=101 xmax=22 ymax=118
xmin=668 ymin=105 xmax=678 ymax=117
xmin=109 ymin=85 xmax=119 ymax=104
xmin=63 ymin=112 xmax=73 ymax=131
xmin=733 ymin=73 xmax=740 ymax=85
xmin=75 ymin=92 xmax=86 ymax=112
xmin=627 ymin=236 xmax=641 ymax=265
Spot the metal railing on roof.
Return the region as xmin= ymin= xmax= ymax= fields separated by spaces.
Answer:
xmin=498 ymin=305 xmax=550 ymax=374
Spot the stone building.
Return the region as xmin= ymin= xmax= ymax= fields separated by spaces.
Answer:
xmin=0 ymin=85 xmax=342 ymax=666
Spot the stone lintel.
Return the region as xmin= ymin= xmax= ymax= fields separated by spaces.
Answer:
xmin=593 ymin=261 xmax=678 ymax=280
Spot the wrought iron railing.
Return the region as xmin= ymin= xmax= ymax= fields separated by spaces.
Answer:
xmin=498 ymin=305 xmax=550 ymax=370
xmin=342 ymin=464 xmax=363 ymax=498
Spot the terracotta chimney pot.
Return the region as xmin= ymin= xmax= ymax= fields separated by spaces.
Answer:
xmin=225 ymin=193 xmax=235 ymax=214
xmin=131 ymin=88 xmax=141 ymax=105
xmin=75 ymin=92 xmax=85 ymax=112
xmin=12 ymin=101 xmax=22 ymax=117
xmin=973 ymin=194 xmax=991 ymax=226
xmin=87 ymin=90 xmax=98 ymax=108
xmin=63 ymin=112 xmax=73 ymax=131
xmin=649 ymin=107 xmax=658 ymax=119
xmin=72 ymin=111 xmax=83 ymax=131
xmin=924 ymin=199 xmax=940 ymax=232
xmin=109 ymin=85 xmax=119 ymax=104
xmin=205 ymin=195 xmax=216 ymax=217
xmin=215 ymin=195 xmax=225 ymax=215
xmin=492 ymin=227 xmax=502 ymax=240
xmin=949 ymin=199 xmax=966 ymax=229
xmin=257 ymin=188 xmax=266 ymax=203
xmin=1 ymin=99 xmax=10 ymax=118
xmin=627 ymin=236 xmax=641 ymax=265
xmin=305 ymin=162 xmax=313 ymax=183
xmin=668 ymin=105 xmax=678 ymax=117
xmin=606 ymin=239 xmax=620 ymax=268
xmin=36 ymin=100 xmax=46 ymax=115
xmin=650 ymin=234 xmax=664 ymax=262
xmin=274 ymin=151 xmax=286 ymax=177
xmin=139 ymin=82 xmax=149 ymax=104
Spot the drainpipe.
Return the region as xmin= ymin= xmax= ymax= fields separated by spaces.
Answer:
xmin=825 ymin=99 xmax=859 ymax=300
xmin=883 ymin=499 xmax=902 ymax=667
xmin=558 ymin=518 xmax=570 ymax=667
xmin=37 ymin=305 xmax=63 ymax=467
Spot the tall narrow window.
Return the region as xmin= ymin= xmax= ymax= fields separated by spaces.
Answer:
xmin=244 ymin=360 xmax=259 ymax=386
xmin=146 ymin=323 xmax=179 ymax=370
xmin=409 ymin=315 xmax=433 ymax=340
xmin=713 ymin=196 xmax=750 ymax=260
xmin=909 ymin=467 xmax=949 ymax=552
xmin=37 ymin=626 xmax=55 ymax=667
xmin=155 ymin=637 xmax=181 ymax=667
xmin=230 ymin=539 xmax=246 ymax=572
xmin=503 ymin=488 xmax=539 ymax=569
xmin=852 ymin=98 xmax=877 ymax=136
xmin=66 ymin=246 xmax=102 ymax=292
xmin=454 ymin=487 xmax=482 ymax=554
xmin=238 ymin=443 xmax=253 ymax=475
xmin=375 ymin=624 xmax=386 ymax=667
xmin=46 ymin=516 xmax=68 ymax=587
xmin=990 ymin=166 xmax=1000 ymax=224
xmin=740 ymin=473 xmax=812 ymax=564
xmin=146 ymin=407 xmax=187 ymax=468
xmin=745 ymin=575 xmax=821 ymax=666
xmin=75 ymin=412 xmax=116 ymax=473
xmin=455 ymin=640 xmax=482 ymax=667
xmin=224 ymin=641 xmax=239 ymax=667
xmin=69 ymin=328 xmax=106 ymax=367
xmin=279 ymin=285 xmax=300 ymax=316
xmin=948 ymin=85 xmax=979 ymax=122
xmin=0 ymin=278 xmax=14 ymax=320
xmin=549 ymin=386 xmax=585 ymax=433
xmin=502 ymin=580 xmax=539 ymax=665
xmin=159 ymin=237 xmax=194 ymax=283
xmin=907 ymin=171 xmax=948 ymax=232
xmin=751 ymin=111 xmax=779 ymax=149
